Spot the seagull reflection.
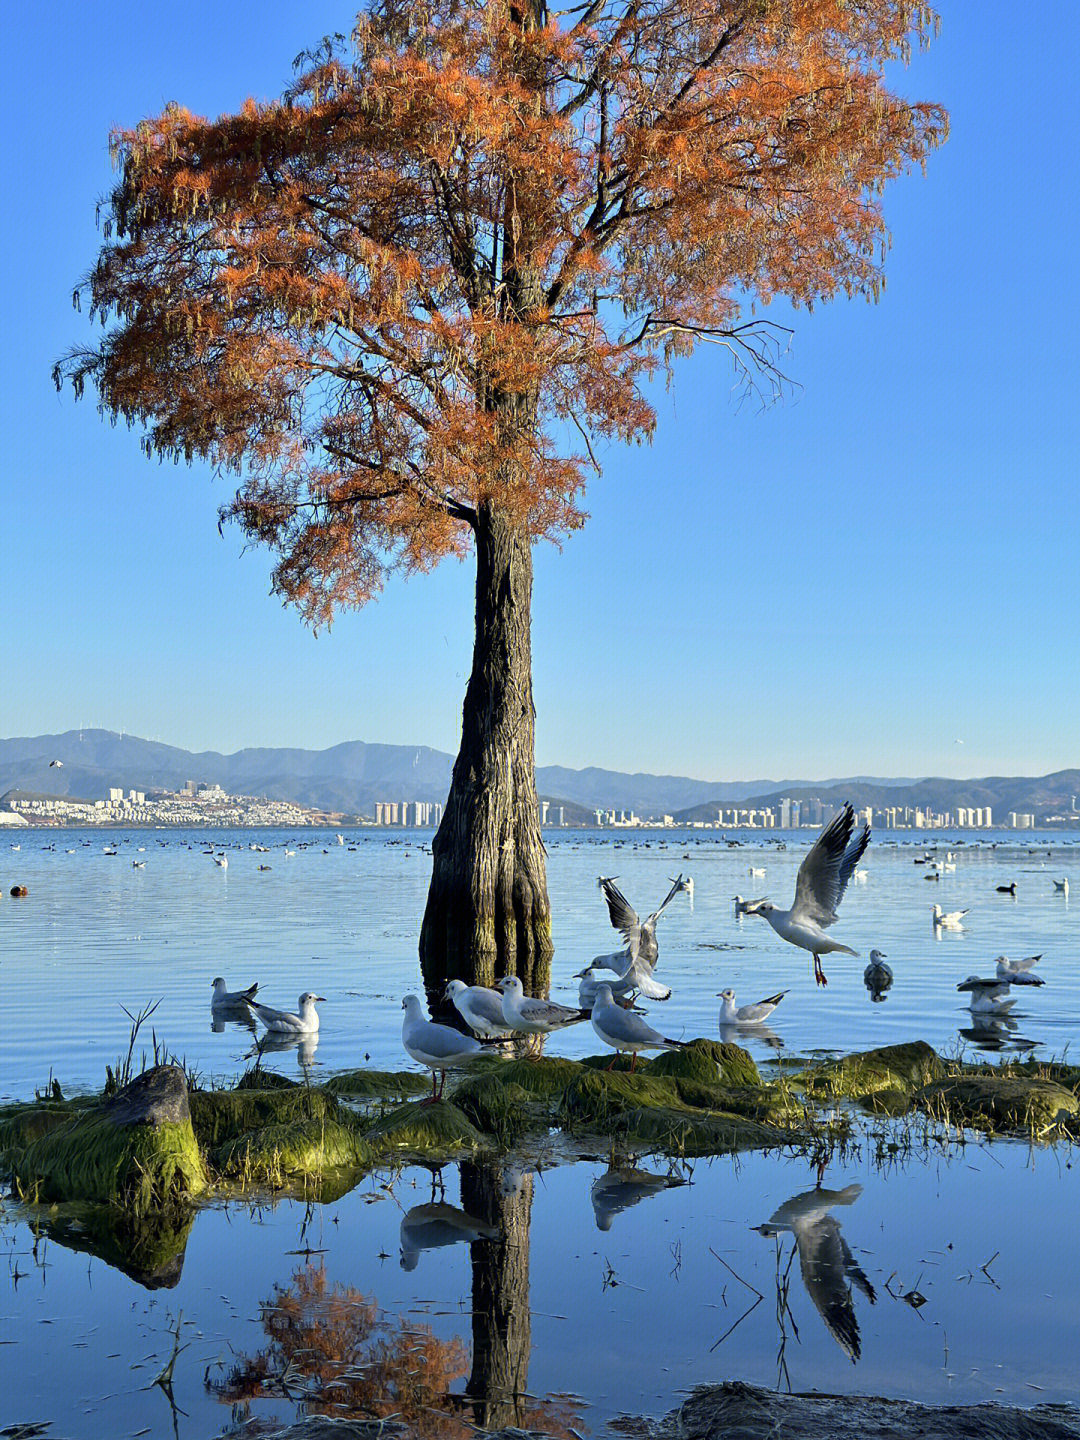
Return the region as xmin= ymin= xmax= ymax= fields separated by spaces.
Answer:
xmin=719 ymin=1021 xmax=784 ymax=1050
xmin=590 ymin=1164 xmax=687 ymax=1231
xmin=755 ymin=1183 xmax=875 ymax=1362
xmin=959 ymin=1015 xmax=1036 ymax=1054
xmin=251 ymin=1030 xmax=320 ymax=1067
xmin=399 ymin=1201 xmax=500 ymax=1270
xmin=210 ymin=1001 xmax=259 ymax=1035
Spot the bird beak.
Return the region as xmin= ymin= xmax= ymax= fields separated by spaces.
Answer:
xmin=316 ymin=996 xmax=326 ymax=1002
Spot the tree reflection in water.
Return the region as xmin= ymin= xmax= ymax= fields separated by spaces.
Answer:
xmin=207 ymin=1159 xmax=578 ymax=1438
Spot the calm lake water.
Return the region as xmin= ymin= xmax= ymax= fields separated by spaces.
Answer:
xmin=2 ymin=827 xmax=1079 ymax=1437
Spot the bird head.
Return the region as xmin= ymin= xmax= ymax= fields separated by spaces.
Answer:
xmin=496 ymin=976 xmax=521 ymax=995
xmin=868 ymin=950 xmax=887 ymax=961
xmin=744 ymin=899 xmax=773 ymax=915
xmin=300 ymin=992 xmax=326 ymax=1004
xmin=444 ymin=980 xmax=465 ymax=999
xmin=716 ymin=988 xmax=736 ymax=1001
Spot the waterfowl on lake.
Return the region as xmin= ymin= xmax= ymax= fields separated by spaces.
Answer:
xmin=932 ymin=903 xmax=967 ymax=929
xmin=401 ymin=994 xmax=482 ymax=1100
xmin=589 ymin=982 xmax=686 ymax=1070
xmin=497 ymin=975 xmax=588 ymax=1034
xmin=717 ymin=987 xmax=788 ymax=1025
xmin=957 ymin=976 xmax=1017 ymax=1015
xmin=247 ymin=991 xmax=323 ymax=1033
xmin=444 ymin=979 xmax=512 ymax=1039
xmin=211 ymin=976 xmax=259 ymax=1007
xmin=863 ymin=950 xmax=893 ymax=1001
xmin=994 ymin=954 xmax=1044 ymax=986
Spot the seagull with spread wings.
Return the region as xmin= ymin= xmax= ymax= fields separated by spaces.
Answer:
xmin=593 ymin=873 xmax=691 ymax=972
xmin=742 ymin=804 xmax=870 ymax=986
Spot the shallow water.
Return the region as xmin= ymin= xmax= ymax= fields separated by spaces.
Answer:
xmin=3 ymin=827 xmax=1079 ymax=1436
xmin=2 ymin=827 xmax=1078 ymax=1098
xmin=2 ymin=1142 xmax=1077 ymax=1437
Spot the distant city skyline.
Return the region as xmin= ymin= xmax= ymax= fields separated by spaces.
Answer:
xmin=4 ymin=2 xmax=1077 ymax=779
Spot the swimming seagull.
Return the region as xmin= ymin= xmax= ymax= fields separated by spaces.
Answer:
xmin=497 ymin=976 xmax=588 ymax=1034
xmin=211 ymin=976 xmax=259 ymax=1006
xmin=932 ymin=903 xmax=967 ymax=930
xmin=863 ymin=950 xmax=893 ymax=1002
xmin=956 ymin=976 xmax=1017 ymax=1014
xmin=596 ymin=874 xmax=691 ymax=970
xmin=401 ymin=994 xmax=483 ymax=1100
xmin=444 ymin=979 xmax=513 ymax=1038
xmin=1054 ymin=878 xmax=1069 ymax=897
xmin=732 ymin=895 xmax=750 ymax=916
xmin=994 ymin=954 xmax=1044 ymax=986
xmin=716 ymin=987 xmax=788 ymax=1025
xmin=589 ymin=982 xmax=687 ymax=1070
xmin=247 ymin=991 xmax=324 ymax=1033
xmin=742 ymin=804 xmax=870 ymax=985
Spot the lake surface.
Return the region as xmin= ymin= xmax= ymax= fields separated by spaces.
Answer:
xmin=2 ymin=828 xmax=1079 ymax=1437
xmin=2 ymin=827 xmax=1078 ymax=1098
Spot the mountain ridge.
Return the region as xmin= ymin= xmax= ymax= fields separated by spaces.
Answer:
xmin=1 ymin=730 xmax=1075 ymax=822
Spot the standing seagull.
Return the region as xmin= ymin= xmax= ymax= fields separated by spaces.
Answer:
xmin=743 ymin=804 xmax=870 ymax=986
xmin=444 ymin=979 xmax=513 ymax=1038
xmin=401 ymin=994 xmax=483 ymax=1100
xmin=595 ymin=874 xmax=691 ymax=971
xmin=497 ymin=976 xmax=588 ymax=1034
xmin=589 ymin=983 xmax=686 ymax=1070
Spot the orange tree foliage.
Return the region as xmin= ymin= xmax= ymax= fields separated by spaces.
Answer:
xmin=57 ymin=0 xmax=945 ymax=621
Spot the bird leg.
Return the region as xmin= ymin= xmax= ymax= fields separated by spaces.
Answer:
xmin=813 ymin=954 xmax=828 ymax=987
xmin=606 ymin=1055 xmax=617 ymax=1071
xmin=630 ymin=1053 xmax=638 ymax=1073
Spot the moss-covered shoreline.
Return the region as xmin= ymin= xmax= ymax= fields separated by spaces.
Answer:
xmin=2 ymin=1040 xmax=1077 ymax=1216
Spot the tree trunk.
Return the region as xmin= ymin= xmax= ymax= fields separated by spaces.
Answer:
xmin=419 ymin=499 xmax=553 ymax=996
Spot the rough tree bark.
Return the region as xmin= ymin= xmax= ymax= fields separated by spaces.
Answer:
xmin=419 ymin=499 xmax=553 ymax=996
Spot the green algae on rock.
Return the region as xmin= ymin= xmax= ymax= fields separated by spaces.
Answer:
xmin=324 ymin=1070 xmax=431 ymax=1099
xmin=190 ymin=1086 xmax=340 ymax=1149
xmin=362 ymin=1097 xmax=487 ymax=1159
xmin=13 ymin=1065 xmax=206 ymax=1209
xmin=796 ymin=1042 xmax=945 ymax=1100
xmin=650 ymin=1039 xmax=761 ymax=1088
xmin=211 ymin=1116 xmax=373 ymax=1183
xmin=915 ymin=1074 xmax=1080 ymax=1134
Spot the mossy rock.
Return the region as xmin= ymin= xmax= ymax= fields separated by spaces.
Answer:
xmin=211 ymin=1116 xmax=372 ymax=1181
xmin=650 ymin=1040 xmax=760 ymax=1088
xmin=558 ymin=1068 xmax=683 ymax=1128
xmin=673 ymin=1079 xmax=798 ymax=1122
xmin=189 ymin=1087 xmax=339 ymax=1148
xmin=799 ymin=1042 xmax=945 ymax=1099
xmin=362 ymin=1098 xmax=487 ymax=1159
xmin=234 ymin=1068 xmax=299 ymax=1090
xmin=324 ymin=1069 xmax=430 ymax=1099
xmin=915 ymin=1075 xmax=1080 ymax=1133
xmin=860 ymin=1086 xmax=914 ymax=1117
xmin=15 ymin=1067 xmax=207 ymax=1208
xmin=617 ymin=1106 xmax=789 ymax=1158
xmin=449 ymin=1073 xmax=534 ymax=1145
xmin=0 ymin=1097 xmax=95 ymax=1160
xmin=491 ymin=1056 xmax=586 ymax=1099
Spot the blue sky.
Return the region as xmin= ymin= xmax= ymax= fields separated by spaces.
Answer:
xmin=2 ymin=3 xmax=1077 ymax=781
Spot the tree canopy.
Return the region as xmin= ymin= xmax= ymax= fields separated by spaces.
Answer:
xmin=58 ymin=0 xmax=946 ymax=621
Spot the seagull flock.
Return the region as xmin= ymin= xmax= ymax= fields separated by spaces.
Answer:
xmin=206 ymin=801 xmax=1063 ymax=1095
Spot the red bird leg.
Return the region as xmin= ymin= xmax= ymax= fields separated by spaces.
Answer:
xmin=814 ymin=954 xmax=828 ymax=987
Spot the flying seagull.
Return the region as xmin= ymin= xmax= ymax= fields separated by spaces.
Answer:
xmin=742 ymin=804 xmax=870 ymax=985
xmin=595 ymin=873 xmax=691 ymax=971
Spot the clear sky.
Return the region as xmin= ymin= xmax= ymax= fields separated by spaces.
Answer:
xmin=2 ymin=4 xmax=1077 ymax=781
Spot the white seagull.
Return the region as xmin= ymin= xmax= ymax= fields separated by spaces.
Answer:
xmin=213 ymin=854 xmax=229 ymax=869
xmin=589 ymin=982 xmax=686 ymax=1070
xmin=732 ymin=894 xmax=750 ymax=917
xmin=717 ymin=987 xmax=788 ymax=1025
xmin=994 ymin=954 xmax=1044 ymax=986
xmin=444 ymin=979 xmax=513 ymax=1038
xmin=957 ymin=976 xmax=1017 ymax=1014
xmin=932 ymin=903 xmax=967 ymax=930
xmin=742 ymin=804 xmax=870 ymax=985
xmin=574 ymin=952 xmax=672 ymax=1007
xmin=497 ymin=976 xmax=588 ymax=1034
xmin=401 ymin=993 xmax=483 ymax=1100
xmin=1053 ymin=878 xmax=1069 ymax=897
xmin=596 ymin=874 xmax=691 ymax=970
xmin=211 ymin=976 xmax=259 ymax=1006
xmin=247 ymin=991 xmax=324 ymax=1033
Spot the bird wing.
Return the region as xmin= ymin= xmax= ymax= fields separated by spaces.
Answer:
xmin=795 ymin=1216 xmax=863 ymax=1362
xmin=521 ymin=996 xmax=585 ymax=1025
xmin=641 ymin=874 xmax=686 ymax=937
xmin=791 ymin=806 xmax=869 ymax=928
xmin=599 ymin=877 xmax=642 ymax=950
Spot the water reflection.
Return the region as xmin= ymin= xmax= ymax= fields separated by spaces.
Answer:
xmin=32 ymin=1203 xmax=195 ymax=1290
xmin=249 ymin=1030 xmax=320 ymax=1068
xmin=590 ymin=1163 xmax=688 ymax=1230
xmin=719 ymin=1020 xmax=784 ymax=1049
xmin=959 ymin=1015 xmax=1037 ymax=1054
xmin=755 ymin=1183 xmax=875 ymax=1363
xmin=399 ymin=1200 xmax=499 ymax=1269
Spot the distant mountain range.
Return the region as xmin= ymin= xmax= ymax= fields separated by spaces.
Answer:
xmin=1 ymin=730 xmax=1076 ymax=823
